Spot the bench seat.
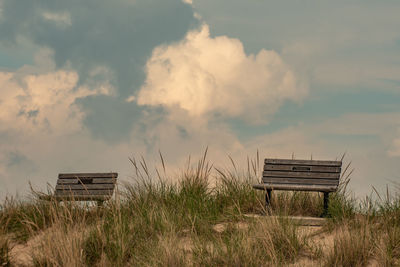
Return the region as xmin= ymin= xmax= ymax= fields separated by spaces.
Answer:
xmin=40 ymin=194 xmax=113 ymax=201
xmin=252 ymin=184 xmax=338 ymax=192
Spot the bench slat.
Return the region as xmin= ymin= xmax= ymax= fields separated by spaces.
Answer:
xmin=265 ymin=159 xmax=341 ymax=167
xmin=262 ymin=178 xmax=339 ymax=185
xmin=55 ymin=184 xmax=115 ymax=190
xmin=58 ymin=173 xmax=118 ymax=179
xmin=263 ymin=171 xmax=340 ymax=179
xmin=264 ymin=165 xmax=341 ymax=173
xmin=57 ymin=178 xmax=116 ymax=185
xmin=42 ymin=172 xmax=119 ymax=203
xmin=253 ymin=184 xmax=337 ymax=192
xmin=55 ymin=190 xmax=114 ymax=196
xmin=52 ymin=195 xmax=112 ymax=201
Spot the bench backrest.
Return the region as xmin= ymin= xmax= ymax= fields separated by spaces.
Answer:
xmin=55 ymin=173 xmax=118 ymax=201
xmin=262 ymin=159 xmax=342 ymax=192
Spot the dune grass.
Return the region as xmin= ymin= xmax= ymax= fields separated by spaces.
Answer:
xmin=0 ymin=234 xmax=11 ymax=267
xmin=0 ymin=152 xmax=399 ymax=266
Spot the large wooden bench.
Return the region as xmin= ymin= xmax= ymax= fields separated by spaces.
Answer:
xmin=40 ymin=173 xmax=118 ymax=204
xmin=253 ymin=158 xmax=342 ymax=216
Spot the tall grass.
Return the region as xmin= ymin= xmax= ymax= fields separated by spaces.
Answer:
xmin=32 ymin=223 xmax=87 ymax=266
xmin=0 ymin=234 xmax=11 ymax=267
xmin=375 ymin=226 xmax=400 ymax=266
xmin=269 ymin=191 xmax=324 ymax=217
xmin=324 ymin=181 xmax=400 ymax=267
xmin=0 ymin=195 xmax=94 ymax=243
xmin=0 ymin=197 xmax=54 ymax=242
xmin=192 ymin=217 xmax=307 ymax=266
xmin=0 ymin=152 xmax=399 ymax=266
xmin=373 ymin=184 xmax=400 ymax=266
xmin=325 ymin=220 xmax=374 ymax=267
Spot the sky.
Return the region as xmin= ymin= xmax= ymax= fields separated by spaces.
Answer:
xmin=0 ymin=0 xmax=399 ymax=199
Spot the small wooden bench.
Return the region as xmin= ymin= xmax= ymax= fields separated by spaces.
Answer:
xmin=40 ymin=172 xmax=118 ymax=204
xmin=253 ymin=158 xmax=342 ymax=216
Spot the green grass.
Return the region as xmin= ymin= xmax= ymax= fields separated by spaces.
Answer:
xmin=0 ymin=152 xmax=399 ymax=266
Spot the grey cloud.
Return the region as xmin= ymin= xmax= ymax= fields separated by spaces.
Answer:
xmin=0 ymin=0 xmax=198 ymax=141
xmin=5 ymin=151 xmax=36 ymax=170
xmin=193 ymin=0 xmax=400 ymax=91
xmin=18 ymin=109 xmax=39 ymax=119
xmin=177 ymin=125 xmax=189 ymax=139
xmin=0 ymin=149 xmax=38 ymax=194
xmin=76 ymin=95 xmax=144 ymax=143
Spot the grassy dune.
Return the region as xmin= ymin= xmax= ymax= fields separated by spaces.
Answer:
xmin=0 ymin=153 xmax=399 ymax=266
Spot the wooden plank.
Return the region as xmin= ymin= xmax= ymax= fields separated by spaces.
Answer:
xmin=55 ymin=190 xmax=114 ymax=196
xmin=57 ymin=178 xmax=116 ymax=184
xmin=263 ymin=171 xmax=340 ymax=179
xmin=53 ymin=195 xmax=112 ymax=201
xmin=264 ymin=165 xmax=341 ymax=173
xmin=265 ymin=159 xmax=341 ymax=167
xmin=243 ymin=215 xmax=327 ymax=226
xmin=252 ymin=184 xmax=337 ymax=192
xmin=58 ymin=173 xmax=118 ymax=179
xmin=262 ymin=178 xmax=339 ymax=185
xmin=55 ymin=184 xmax=115 ymax=190
xmin=277 ymin=216 xmax=327 ymax=226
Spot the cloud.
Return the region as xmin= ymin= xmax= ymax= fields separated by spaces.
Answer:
xmin=0 ymin=47 xmax=115 ymax=135
xmin=135 ymin=24 xmax=307 ymax=124
xmin=0 ymin=69 xmax=111 ymax=135
xmin=42 ymin=11 xmax=71 ymax=27
xmin=0 ymin=0 xmax=3 ymax=19
xmin=388 ymin=128 xmax=400 ymax=157
xmin=193 ymin=1 xmax=400 ymax=92
xmin=0 ymin=0 xmax=198 ymax=142
xmin=0 ymin=51 xmax=115 ymax=197
xmin=182 ymin=0 xmax=193 ymax=5
xmin=0 ymin=0 xmax=196 ymax=95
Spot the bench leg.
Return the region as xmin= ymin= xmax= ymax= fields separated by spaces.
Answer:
xmin=265 ymin=189 xmax=272 ymax=208
xmin=323 ymin=192 xmax=329 ymax=217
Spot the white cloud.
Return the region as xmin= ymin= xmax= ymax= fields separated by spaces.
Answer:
xmin=0 ymin=47 xmax=115 ymax=136
xmin=0 ymin=0 xmax=3 ymax=19
xmin=0 ymin=54 xmax=115 ymax=198
xmin=389 ymin=138 xmax=400 ymax=157
xmin=388 ymin=128 xmax=400 ymax=157
xmin=125 ymin=95 xmax=135 ymax=102
xmin=193 ymin=12 xmax=202 ymax=20
xmin=182 ymin=0 xmax=193 ymax=5
xmin=42 ymin=11 xmax=72 ymax=26
xmin=0 ymin=70 xmax=110 ymax=134
xmin=135 ymin=24 xmax=307 ymax=124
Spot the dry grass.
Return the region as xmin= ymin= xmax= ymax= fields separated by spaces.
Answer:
xmin=192 ymin=216 xmax=309 ymax=266
xmin=0 ymin=234 xmax=11 ymax=267
xmin=31 ymin=223 xmax=87 ymax=266
xmin=325 ymin=221 xmax=374 ymax=266
xmin=375 ymin=226 xmax=400 ymax=266
xmin=0 ymin=152 xmax=399 ymax=266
